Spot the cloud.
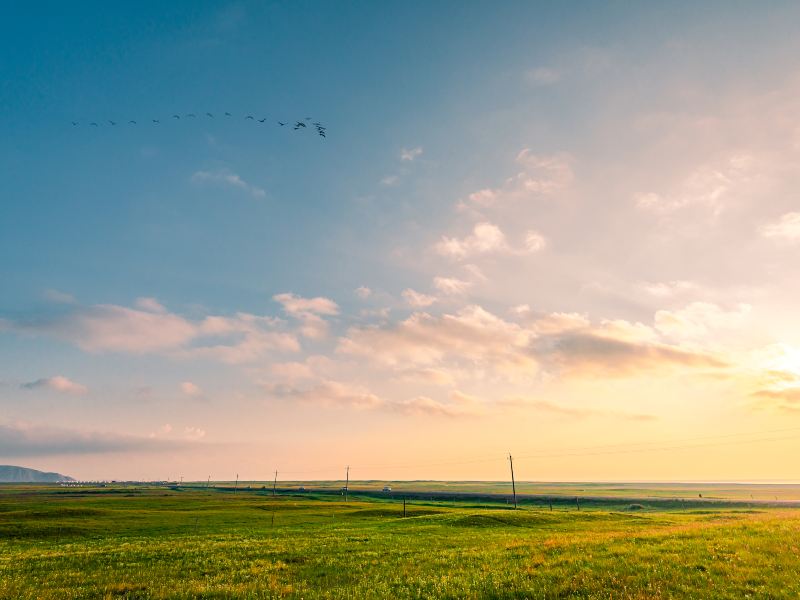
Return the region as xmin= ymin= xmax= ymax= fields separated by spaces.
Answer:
xmin=639 ymin=280 xmax=697 ymax=298
xmin=21 ymin=375 xmax=88 ymax=395
xmin=760 ymin=212 xmax=800 ymax=242
xmin=433 ymin=276 xmax=471 ymax=295
xmin=273 ymin=293 xmax=339 ymax=339
xmin=339 ymin=304 xmax=725 ymax=383
xmin=3 ymin=301 xmax=299 ymax=364
xmin=380 ymin=175 xmax=399 ymax=186
xmin=394 ymin=367 xmax=457 ymax=386
xmin=524 ymin=230 xmax=547 ymax=252
xmin=135 ymin=297 xmax=167 ymax=313
xmin=502 ymin=397 xmax=656 ymax=421
xmin=436 ymin=222 xmax=546 ymax=259
xmin=436 ymin=222 xmax=509 ymax=258
xmin=533 ymin=330 xmax=723 ymax=377
xmin=270 ymin=361 xmax=316 ymax=382
xmin=400 ymin=147 xmax=423 ymax=161
xmin=513 ymin=150 xmax=574 ymax=195
xmin=339 ymin=305 xmax=536 ymax=378
xmin=402 ymin=289 xmax=437 ymax=308
xmin=267 ymin=380 xmax=383 ymax=410
xmin=355 ymin=286 xmax=372 ymax=299
xmin=634 ymin=154 xmax=759 ymax=216
xmin=183 ymin=426 xmax=206 ymax=440
xmin=465 ymin=189 xmax=497 ymax=207
xmin=524 ymin=67 xmax=560 ymax=86
xmin=43 ymin=289 xmax=76 ymax=304
xmin=180 ymin=381 xmax=201 ymax=396
xmin=273 ymin=293 xmax=339 ymax=317
xmin=750 ymin=387 xmax=800 ymax=412
xmin=191 ymin=168 xmax=266 ymax=199
xmin=0 ymin=422 xmax=196 ymax=458
xmin=654 ymin=302 xmax=751 ymax=340
xmin=18 ymin=304 xmax=198 ymax=353
xmin=149 ymin=423 xmax=173 ymax=437
xmin=392 ymin=393 xmax=478 ymax=417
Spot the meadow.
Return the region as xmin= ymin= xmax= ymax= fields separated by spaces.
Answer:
xmin=2 ymin=484 xmax=800 ymax=599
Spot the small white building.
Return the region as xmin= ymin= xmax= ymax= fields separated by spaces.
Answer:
xmin=382 ymin=485 xmax=392 ymax=492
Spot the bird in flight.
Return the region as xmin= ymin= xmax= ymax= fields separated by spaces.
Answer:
xmin=71 ymin=111 xmax=328 ymax=139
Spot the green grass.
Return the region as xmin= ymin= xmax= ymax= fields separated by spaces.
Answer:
xmin=2 ymin=485 xmax=800 ymax=598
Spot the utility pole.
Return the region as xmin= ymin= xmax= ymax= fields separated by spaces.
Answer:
xmin=273 ymin=470 xmax=277 ymax=497
xmin=508 ymin=453 xmax=517 ymax=510
xmin=345 ymin=465 xmax=349 ymax=503
xmin=234 ymin=473 xmax=238 ymax=494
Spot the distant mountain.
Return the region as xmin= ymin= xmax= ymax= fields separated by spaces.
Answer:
xmin=0 ymin=465 xmax=74 ymax=483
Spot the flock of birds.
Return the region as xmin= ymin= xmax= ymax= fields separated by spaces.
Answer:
xmin=70 ymin=112 xmax=327 ymax=137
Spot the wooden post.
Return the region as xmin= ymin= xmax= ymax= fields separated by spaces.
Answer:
xmin=273 ymin=470 xmax=277 ymax=497
xmin=234 ymin=473 xmax=238 ymax=494
xmin=403 ymin=496 xmax=406 ymax=518
xmin=508 ymin=453 xmax=517 ymax=510
xmin=575 ymin=496 xmax=580 ymax=511
xmin=548 ymin=498 xmax=552 ymax=511
xmin=206 ymin=475 xmax=210 ymax=489
xmin=345 ymin=465 xmax=349 ymax=503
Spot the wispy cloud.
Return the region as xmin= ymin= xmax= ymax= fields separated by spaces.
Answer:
xmin=43 ymin=289 xmax=76 ymax=304
xmin=273 ymin=293 xmax=339 ymax=339
xmin=3 ymin=300 xmax=299 ymax=364
xmin=191 ymin=168 xmax=266 ymax=199
xmin=524 ymin=67 xmax=560 ymax=86
xmin=400 ymin=147 xmax=423 ymax=161
xmin=402 ymin=288 xmax=437 ymax=308
xmin=432 ymin=276 xmax=471 ymax=295
xmin=266 ymin=380 xmax=383 ymax=410
xmin=0 ymin=422 xmax=198 ymax=458
xmin=760 ymin=212 xmax=800 ymax=242
xmin=21 ymin=375 xmax=87 ymax=395
xmin=502 ymin=397 xmax=656 ymax=421
xmin=180 ymin=381 xmax=201 ymax=396
xmin=436 ymin=222 xmax=545 ymax=259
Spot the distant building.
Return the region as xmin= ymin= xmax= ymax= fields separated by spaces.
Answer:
xmin=382 ymin=486 xmax=392 ymax=492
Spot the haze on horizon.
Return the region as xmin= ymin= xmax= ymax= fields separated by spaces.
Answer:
xmin=3 ymin=1 xmax=800 ymax=483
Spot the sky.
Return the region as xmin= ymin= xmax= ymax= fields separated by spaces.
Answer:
xmin=3 ymin=1 xmax=800 ymax=482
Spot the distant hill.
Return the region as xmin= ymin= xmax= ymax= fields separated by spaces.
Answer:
xmin=0 ymin=465 xmax=74 ymax=483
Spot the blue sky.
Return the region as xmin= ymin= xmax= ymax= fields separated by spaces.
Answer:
xmin=4 ymin=2 xmax=800 ymax=481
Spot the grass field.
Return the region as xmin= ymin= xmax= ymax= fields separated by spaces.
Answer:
xmin=2 ymin=484 xmax=800 ymax=599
